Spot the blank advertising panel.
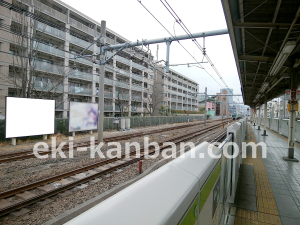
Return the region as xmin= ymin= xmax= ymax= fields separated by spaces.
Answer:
xmin=5 ymin=97 xmax=55 ymax=138
xmin=69 ymin=102 xmax=98 ymax=132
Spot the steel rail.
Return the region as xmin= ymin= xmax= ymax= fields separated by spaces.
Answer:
xmin=0 ymin=118 xmax=231 ymax=163
xmin=0 ymin=121 xmax=233 ymax=217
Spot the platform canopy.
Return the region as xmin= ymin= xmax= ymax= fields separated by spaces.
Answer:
xmin=221 ymin=0 xmax=300 ymax=107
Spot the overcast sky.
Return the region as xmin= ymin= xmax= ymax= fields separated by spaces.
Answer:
xmin=61 ymin=0 xmax=244 ymax=103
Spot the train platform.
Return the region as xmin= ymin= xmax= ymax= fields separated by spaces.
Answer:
xmin=234 ymin=123 xmax=300 ymax=225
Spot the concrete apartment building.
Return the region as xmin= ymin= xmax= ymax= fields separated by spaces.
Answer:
xmin=0 ymin=0 xmax=199 ymax=118
xmin=0 ymin=0 xmax=156 ymax=117
xmin=153 ymin=66 xmax=199 ymax=116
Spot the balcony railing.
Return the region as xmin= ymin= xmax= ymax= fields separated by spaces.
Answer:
xmin=132 ymin=73 xmax=143 ymax=81
xmin=70 ymin=35 xmax=92 ymax=49
xmin=171 ymin=98 xmax=177 ymax=102
xmin=115 ymin=67 xmax=131 ymax=77
xmin=96 ymin=32 xmax=116 ymax=44
xmin=132 ymin=61 xmax=144 ymax=70
xmin=69 ymin=70 xmax=93 ymax=81
xmin=70 ymin=53 xmax=93 ymax=66
xmin=116 ymin=81 xmax=130 ymax=89
xmin=34 ymin=41 xmax=65 ymax=57
xmin=55 ymin=102 xmax=64 ymax=110
xmin=68 ymin=86 xmax=92 ymax=95
xmin=33 ymin=81 xmax=63 ymax=92
xmin=104 ymin=78 xmax=114 ymax=85
xmin=104 ymin=92 xmax=113 ymax=98
xmin=132 ymin=96 xmax=142 ymax=102
xmin=37 ymin=22 xmax=65 ymax=39
xmin=34 ymin=61 xmax=63 ymax=75
xmin=116 ymin=94 xmax=129 ymax=100
xmin=104 ymin=105 xmax=113 ymax=111
xmin=131 ymin=85 xmax=143 ymax=92
xmin=116 ymin=56 xmax=130 ymax=66
xmin=34 ymin=0 xmax=67 ymax=22
xmin=70 ymin=18 xmax=95 ymax=36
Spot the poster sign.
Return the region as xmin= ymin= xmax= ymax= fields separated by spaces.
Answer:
xmin=69 ymin=102 xmax=98 ymax=132
xmin=6 ymin=97 xmax=55 ymax=138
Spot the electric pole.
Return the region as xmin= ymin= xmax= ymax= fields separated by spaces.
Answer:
xmin=204 ymin=87 xmax=207 ymax=125
xmin=98 ymin=20 xmax=106 ymax=143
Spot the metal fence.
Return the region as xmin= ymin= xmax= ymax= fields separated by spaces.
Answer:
xmin=0 ymin=115 xmax=204 ymax=141
xmin=259 ymin=118 xmax=300 ymax=141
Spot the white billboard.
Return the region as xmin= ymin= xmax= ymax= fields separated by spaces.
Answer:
xmin=6 ymin=97 xmax=55 ymax=138
xmin=69 ymin=102 xmax=98 ymax=132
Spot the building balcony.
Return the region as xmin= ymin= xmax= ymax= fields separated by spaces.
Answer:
xmin=115 ymin=67 xmax=131 ymax=77
xmin=132 ymin=61 xmax=144 ymax=70
xmin=69 ymin=70 xmax=93 ymax=81
xmin=131 ymin=106 xmax=142 ymax=112
xmin=116 ymin=55 xmax=130 ymax=66
xmin=55 ymin=102 xmax=64 ymax=110
xmin=171 ymin=98 xmax=177 ymax=102
xmin=131 ymin=95 xmax=142 ymax=102
xmin=116 ymin=81 xmax=130 ymax=89
xmin=70 ymin=18 xmax=95 ymax=36
xmin=34 ymin=0 xmax=67 ymax=22
xmin=34 ymin=41 xmax=65 ymax=58
xmin=116 ymin=94 xmax=130 ymax=100
xmin=104 ymin=92 xmax=113 ymax=98
xmin=37 ymin=22 xmax=65 ymax=39
xmin=34 ymin=61 xmax=63 ymax=75
xmin=105 ymin=64 xmax=115 ymax=73
xmin=68 ymin=86 xmax=92 ymax=95
xmin=96 ymin=34 xmax=115 ymax=45
xmin=132 ymin=73 xmax=143 ymax=81
xmin=104 ymin=78 xmax=114 ymax=85
xmin=104 ymin=105 xmax=113 ymax=111
xmin=33 ymin=81 xmax=64 ymax=92
xmin=70 ymin=55 xmax=94 ymax=66
xmin=131 ymin=85 xmax=143 ymax=92
xmin=70 ymin=35 xmax=92 ymax=49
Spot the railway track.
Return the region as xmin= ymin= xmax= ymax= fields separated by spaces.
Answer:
xmin=0 ymin=118 xmax=231 ymax=163
xmin=0 ymin=120 xmax=233 ymax=217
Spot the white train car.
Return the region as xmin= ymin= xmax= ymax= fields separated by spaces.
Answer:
xmin=66 ymin=119 xmax=247 ymax=225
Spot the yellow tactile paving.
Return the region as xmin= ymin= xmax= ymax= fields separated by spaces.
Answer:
xmin=235 ymin=216 xmax=258 ymax=225
xmin=258 ymin=212 xmax=281 ymax=225
xmin=236 ymin=208 xmax=258 ymax=220
xmin=235 ymin=124 xmax=282 ymax=224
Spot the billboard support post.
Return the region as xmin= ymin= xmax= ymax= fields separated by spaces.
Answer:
xmin=98 ymin=20 xmax=106 ymax=143
xmin=43 ymin=135 xmax=47 ymax=141
xmin=12 ymin=138 xmax=16 ymax=146
xmin=72 ymin=132 xmax=75 ymax=137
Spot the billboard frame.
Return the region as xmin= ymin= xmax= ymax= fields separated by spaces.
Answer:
xmin=68 ymin=101 xmax=98 ymax=132
xmin=5 ymin=96 xmax=55 ymax=138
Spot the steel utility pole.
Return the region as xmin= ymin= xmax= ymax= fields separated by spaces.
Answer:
xmin=98 ymin=20 xmax=106 ymax=143
xmin=204 ymin=87 xmax=207 ymax=125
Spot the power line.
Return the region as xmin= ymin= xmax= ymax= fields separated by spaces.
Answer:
xmin=160 ymin=0 xmax=241 ymax=104
xmin=137 ymin=0 xmax=230 ymax=97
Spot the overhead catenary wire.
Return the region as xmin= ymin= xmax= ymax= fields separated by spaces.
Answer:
xmin=160 ymin=0 xmax=241 ymax=104
xmin=137 ymin=0 xmax=242 ymax=105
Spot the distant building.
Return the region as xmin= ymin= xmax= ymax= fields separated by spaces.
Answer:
xmin=216 ymin=90 xmax=229 ymax=116
xmin=220 ymin=88 xmax=234 ymax=103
